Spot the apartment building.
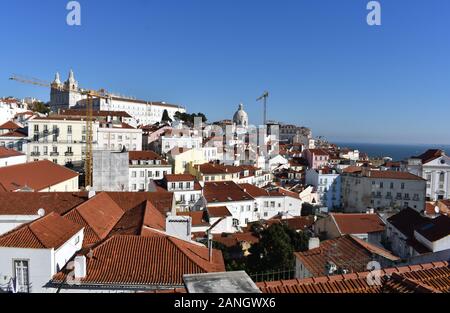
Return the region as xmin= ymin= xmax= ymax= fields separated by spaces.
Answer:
xmin=129 ymin=151 xmax=172 ymax=191
xmin=27 ymin=116 xmax=98 ymax=166
xmin=341 ymin=169 xmax=426 ymax=213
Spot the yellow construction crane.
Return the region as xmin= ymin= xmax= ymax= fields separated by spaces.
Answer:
xmin=9 ymin=74 xmax=108 ymax=188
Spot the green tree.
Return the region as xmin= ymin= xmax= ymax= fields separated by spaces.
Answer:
xmin=31 ymin=101 xmax=50 ymax=114
xmin=161 ymin=109 xmax=172 ymax=123
xmin=246 ymin=223 xmax=295 ymax=273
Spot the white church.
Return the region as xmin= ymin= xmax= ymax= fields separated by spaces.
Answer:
xmin=49 ymin=70 xmax=186 ymax=126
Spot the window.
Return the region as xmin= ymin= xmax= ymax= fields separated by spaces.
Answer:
xmin=132 ymin=184 xmax=137 ymax=191
xmin=43 ymin=146 xmax=48 ymax=155
xmin=380 ymin=182 xmax=383 ymax=188
xmin=401 ymin=183 xmax=405 ymax=189
xmin=14 ymin=260 xmax=29 ymax=293
xmin=190 ymin=194 xmax=196 ymax=202
xmin=132 ymin=171 xmax=136 ymax=178
xmin=67 ymin=126 xmax=72 ymax=134
xmin=390 ymin=182 xmax=394 ymax=189
xmin=179 ymin=182 xmax=183 ymax=189
xmin=34 ymin=125 xmax=39 ymax=132
xmin=140 ymin=171 xmax=145 ymax=178
xmin=270 ymin=201 xmax=275 ymax=208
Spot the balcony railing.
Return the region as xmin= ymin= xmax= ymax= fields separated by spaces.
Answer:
xmin=65 ymin=152 xmax=74 ymax=156
xmin=30 ymin=152 xmax=40 ymax=156
xmin=50 ymin=152 xmax=59 ymax=156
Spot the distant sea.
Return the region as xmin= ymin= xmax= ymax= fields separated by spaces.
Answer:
xmin=334 ymin=142 xmax=450 ymax=161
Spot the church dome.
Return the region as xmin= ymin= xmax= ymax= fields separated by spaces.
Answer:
xmin=233 ymin=103 xmax=249 ymax=127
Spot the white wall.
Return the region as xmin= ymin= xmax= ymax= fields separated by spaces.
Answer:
xmin=0 ymin=215 xmax=39 ymax=235
xmin=0 ymin=247 xmax=53 ymax=293
xmin=0 ymin=155 xmax=27 ymax=168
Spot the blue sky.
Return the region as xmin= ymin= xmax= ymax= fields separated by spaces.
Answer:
xmin=1 ymin=0 xmax=449 ymax=144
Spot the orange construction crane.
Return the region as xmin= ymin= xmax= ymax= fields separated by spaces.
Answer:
xmin=9 ymin=74 xmax=108 ymax=188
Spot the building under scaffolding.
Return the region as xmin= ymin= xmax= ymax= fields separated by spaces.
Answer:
xmin=93 ymin=150 xmax=129 ymax=191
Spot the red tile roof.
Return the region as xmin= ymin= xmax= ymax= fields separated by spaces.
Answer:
xmin=204 ymin=181 xmax=254 ymax=203
xmin=0 ymin=130 xmax=27 ymax=138
xmin=0 ymin=160 xmax=79 ymax=191
xmin=0 ymin=121 xmax=20 ymax=130
xmin=164 ymin=174 xmax=196 ymax=182
xmin=295 ymin=235 xmax=399 ymax=277
xmin=177 ymin=211 xmax=210 ymax=227
xmin=63 ymin=192 xmax=124 ymax=246
xmin=0 ymin=192 xmax=88 ymax=215
xmin=105 ymin=192 xmax=174 ymax=216
xmin=0 ymin=147 xmax=25 ymax=159
xmin=368 ymin=171 xmax=425 ymax=181
xmin=197 ymin=163 xmax=241 ymax=174
xmin=52 ymin=235 xmax=225 ymax=287
xmin=213 ymin=232 xmax=260 ymax=248
xmin=128 ymin=151 xmax=168 ymax=165
xmin=0 ymin=212 xmax=83 ymax=249
xmin=258 ymin=262 xmax=450 ymax=293
xmin=331 ymin=213 xmax=385 ymax=234
xmin=207 ymin=206 xmax=232 ymax=218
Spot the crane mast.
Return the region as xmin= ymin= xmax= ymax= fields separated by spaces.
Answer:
xmin=257 ymin=91 xmax=269 ymax=125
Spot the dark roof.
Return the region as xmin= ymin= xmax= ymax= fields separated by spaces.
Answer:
xmin=415 ymin=215 xmax=450 ymax=242
xmin=387 ymin=208 xmax=429 ymax=238
xmin=413 ymin=149 xmax=445 ymax=164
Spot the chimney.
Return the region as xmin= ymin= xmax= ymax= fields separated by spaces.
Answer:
xmin=308 ymin=237 xmax=320 ymax=250
xmin=88 ymin=190 xmax=96 ymax=199
xmin=74 ymin=256 xmax=87 ymax=279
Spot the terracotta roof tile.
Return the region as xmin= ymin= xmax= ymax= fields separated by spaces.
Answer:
xmin=331 ymin=213 xmax=385 ymax=234
xmin=258 ymin=262 xmax=450 ymax=293
xmin=207 ymin=206 xmax=232 ymax=218
xmin=295 ymin=235 xmax=399 ymax=277
xmin=0 ymin=121 xmax=20 ymax=130
xmin=0 ymin=212 xmax=82 ymax=249
xmin=204 ymin=181 xmax=254 ymax=203
xmin=63 ymin=192 xmax=124 ymax=246
xmin=368 ymin=171 xmax=425 ymax=181
xmin=0 ymin=192 xmax=88 ymax=215
xmin=52 ymin=235 xmax=224 ymax=287
xmin=0 ymin=160 xmax=79 ymax=191
xmin=0 ymin=147 xmax=25 ymax=158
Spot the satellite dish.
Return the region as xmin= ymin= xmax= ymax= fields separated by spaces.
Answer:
xmin=37 ymin=208 xmax=46 ymax=217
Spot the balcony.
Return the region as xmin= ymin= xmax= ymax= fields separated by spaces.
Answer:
xmin=31 ymin=152 xmax=40 ymax=156
xmin=65 ymin=152 xmax=74 ymax=156
xmin=50 ymin=152 xmax=59 ymax=157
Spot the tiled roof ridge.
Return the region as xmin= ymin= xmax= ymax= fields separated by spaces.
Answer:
xmin=330 ymin=213 xmax=342 ymax=235
xmin=348 ymin=235 xmax=395 ymax=257
xmin=0 ymin=217 xmax=46 ymax=248
xmin=389 ymin=272 xmax=442 ymax=293
xmin=167 ymin=236 xmax=211 ymax=273
xmin=258 ymin=261 xmax=449 ymax=291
